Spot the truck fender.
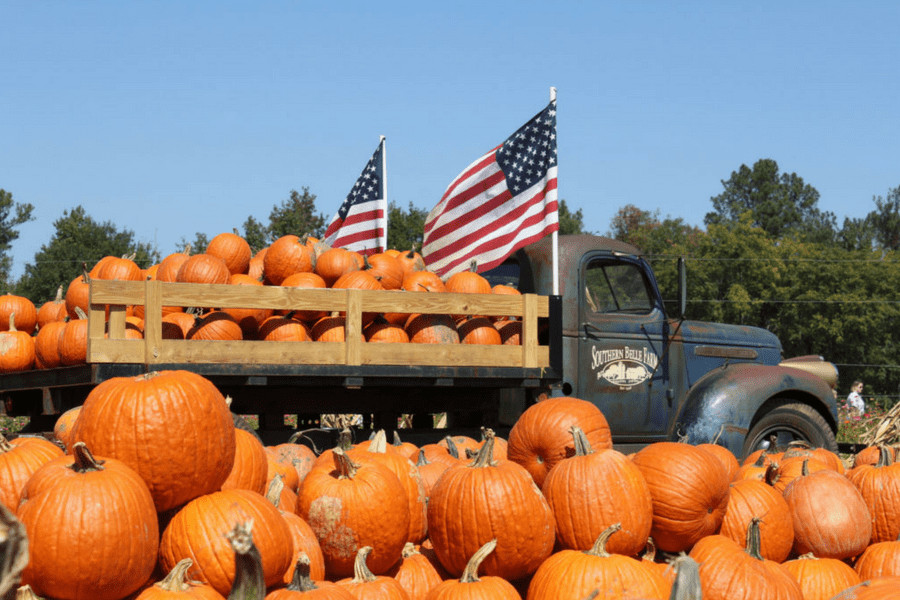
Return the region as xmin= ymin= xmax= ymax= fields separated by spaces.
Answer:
xmin=674 ymin=362 xmax=839 ymax=455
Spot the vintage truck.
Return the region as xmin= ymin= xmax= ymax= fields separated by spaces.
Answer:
xmin=0 ymin=234 xmax=839 ymax=458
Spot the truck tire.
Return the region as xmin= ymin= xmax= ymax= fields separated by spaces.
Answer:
xmin=741 ymin=401 xmax=838 ymax=459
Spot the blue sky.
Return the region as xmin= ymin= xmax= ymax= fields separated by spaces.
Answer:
xmin=2 ymin=1 xmax=898 ymax=282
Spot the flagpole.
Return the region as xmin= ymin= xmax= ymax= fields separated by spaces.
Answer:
xmin=549 ymin=87 xmax=559 ymax=296
xmin=380 ymin=135 xmax=387 ymax=252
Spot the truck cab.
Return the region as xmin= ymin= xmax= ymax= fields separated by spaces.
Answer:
xmin=489 ymin=234 xmax=839 ymax=459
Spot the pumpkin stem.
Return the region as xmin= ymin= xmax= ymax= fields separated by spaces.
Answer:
xmin=350 ymin=546 xmax=378 ymax=584
xmin=7 ymin=313 xmax=15 ymax=332
xmin=155 ymin=558 xmax=198 ymax=592
xmin=586 ymin=523 xmax=621 ymax=558
xmin=286 ymin=553 xmax=320 ymax=591
xmin=415 ymin=448 xmax=430 ymax=468
xmin=70 ymin=442 xmax=106 ymax=473
xmin=337 ymin=428 xmax=354 ymax=451
xmin=744 ymin=517 xmax=765 ymax=561
xmin=0 ymin=433 xmax=12 ymax=454
xmin=569 ymin=426 xmax=594 ymax=457
xmin=226 ymin=520 xmax=266 ymax=600
xmin=367 ymin=429 xmax=388 ymax=454
xmin=401 ymin=542 xmax=418 ymax=559
xmin=442 ymin=436 xmax=460 ymax=460
xmin=459 ymin=539 xmax=497 ymax=583
xmin=800 ymin=458 xmax=810 ymax=477
xmin=877 ymin=445 xmax=894 ymax=468
xmin=468 ymin=429 xmax=496 ymax=468
xmin=265 ymin=474 xmax=285 ymax=507
xmin=668 ymin=555 xmax=703 ymax=600
xmin=333 ymin=447 xmax=359 ymax=479
xmin=15 ymin=585 xmax=43 ymax=600
xmin=393 ymin=430 xmax=404 ymax=447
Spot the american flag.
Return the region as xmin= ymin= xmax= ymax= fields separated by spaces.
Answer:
xmin=323 ymin=138 xmax=386 ymax=255
xmin=422 ymin=100 xmax=558 ymax=277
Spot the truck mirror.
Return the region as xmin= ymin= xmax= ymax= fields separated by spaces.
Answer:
xmin=678 ymin=256 xmax=687 ymax=319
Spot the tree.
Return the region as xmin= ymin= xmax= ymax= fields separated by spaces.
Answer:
xmin=0 ymin=189 xmax=36 ymax=289
xmin=387 ymin=201 xmax=428 ymax=252
xmin=558 ymin=199 xmax=586 ymax=235
xmin=177 ymin=232 xmax=209 ymax=255
xmin=607 ymin=204 xmax=703 ymax=258
xmin=869 ymin=185 xmax=900 ymax=251
xmin=704 ymin=159 xmax=834 ymax=240
xmin=241 ymin=215 xmax=269 ymax=255
xmin=267 ymin=188 xmax=325 ymax=241
xmin=16 ymin=206 xmax=158 ymax=305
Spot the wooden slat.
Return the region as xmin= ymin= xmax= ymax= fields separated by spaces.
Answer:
xmin=85 ymin=279 xmax=552 ymax=368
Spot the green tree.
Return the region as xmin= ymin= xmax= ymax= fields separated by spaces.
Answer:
xmin=558 ymin=199 xmax=586 ymax=235
xmin=267 ymin=188 xmax=325 ymax=241
xmin=838 ymin=215 xmax=876 ymax=252
xmin=0 ymin=189 xmax=36 ymax=289
xmin=387 ymin=201 xmax=428 ymax=252
xmin=241 ymin=215 xmax=269 ymax=254
xmin=705 ymin=159 xmax=835 ymax=240
xmin=869 ymin=185 xmax=900 ymax=251
xmin=607 ymin=204 xmax=703 ymax=258
xmin=16 ymin=206 xmax=158 ymax=305
xmin=178 ymin=233 xmax=209 ymax=255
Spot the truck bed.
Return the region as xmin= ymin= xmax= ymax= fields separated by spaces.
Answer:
xmin=1 ymin=279 xmax=562 ymax=443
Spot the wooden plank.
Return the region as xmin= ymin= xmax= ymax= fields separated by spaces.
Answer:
xmin=143 ymin=280 xmax=163 ymax=364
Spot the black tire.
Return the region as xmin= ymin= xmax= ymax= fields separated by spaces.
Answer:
xmin=741 ymin=401 xmax=838 ymax=459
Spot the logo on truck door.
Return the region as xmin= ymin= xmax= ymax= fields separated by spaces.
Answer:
xmin=591 ymin=346 xmax=658 ymax=390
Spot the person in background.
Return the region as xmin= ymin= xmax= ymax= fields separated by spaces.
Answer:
xmin=845 ymin=380 xmax=866 ymax=415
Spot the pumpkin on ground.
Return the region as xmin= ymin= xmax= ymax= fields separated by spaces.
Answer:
xmin=782 ymin=461 xmax=872 ymax=560
xmin=541 ymin=426 xmax=652 ymax=555
xmin=135 ymin=558 xmax=225 ymax=600
xmin=18 ymin=443 xmax=159 ymax=600
xmin=782 ymin=553 xmax=862 ymax=600
xmin=507 ymin=396 xmax=612 ymax=489
xmin=688 ymin=519 xmax=803 ymax=600
xmin=526 ymin=524 xmax=671 ymax=600
xmin=0 ymin=433 xmax=64 ymax=512
xmin=424 ymin=540 xmax=522 ymax=600
xmin=426 ymin=429 xmax=555 ymax=581
xmin=266 ymin=554 xmax=357 ymax=600
xmin=159 ymin=488 xmax=293 ymax=596
xmin=848 ymin=445 xmax=900 ymax=544
xmin=221 ymin=428 xmax=269 ymax=495
xmin=387 ymin=543 xmax=444 ymax=600
xmin=69 ymin=370 xmax=236 ymax=512
xmin=336 ymin=546 xmax=411 ymax=599
xmin=719 ymin=477 xmax=794 ymax=563
xmin=631 ymin=441 xmax=730 ymax=553
xmin=297 ymin=446 xmax=410 ymax=579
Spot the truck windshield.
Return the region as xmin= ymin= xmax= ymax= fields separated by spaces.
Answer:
xmin=585 ymin=262 xmax=653 ymax=314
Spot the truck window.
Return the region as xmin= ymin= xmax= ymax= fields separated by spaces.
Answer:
xmin=585 ymin=262 xmax=653 ymax=314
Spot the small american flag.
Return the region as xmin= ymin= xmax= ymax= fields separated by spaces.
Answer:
xmin=422 ymin=100 xmax=558 ymax=277
xmin=323 ymin=138 xmax=386 ymax=255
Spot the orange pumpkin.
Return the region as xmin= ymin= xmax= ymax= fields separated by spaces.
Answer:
xmin=221 ymin=428 xmax=269 ymax=495
xmin=176 ymin=253 xmax=231 ymax=285
xmin=265 ymin=235 xmax=315 ymax=285
xmin=0 ymin=294 xmax=37 ymax=335
xmin=336 ymin=546 xmax=410 ymax=600
xmin=207 ymin=230 xmax=252 ymax=275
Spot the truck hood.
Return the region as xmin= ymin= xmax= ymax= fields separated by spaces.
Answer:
xmin=676 ymin=320 xmax=782 ymax=352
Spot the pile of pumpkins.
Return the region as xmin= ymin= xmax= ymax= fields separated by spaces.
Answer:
xmin=3 ymin=369 xmax=900 ymax=599
xmin=0 ymin=231 xmax=524 ymax=373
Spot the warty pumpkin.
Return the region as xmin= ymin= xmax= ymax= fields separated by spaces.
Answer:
xmin=297 ymin=446 xmax=410 ymax=579
xmin=69 ymin=369 xmax=236 ymax=511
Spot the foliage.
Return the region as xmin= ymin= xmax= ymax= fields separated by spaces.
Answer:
xmin=704 ymin=159 xmax=836 ymax=241
xmin=387 ymin=201 xmax=428 ymax=252
xmin=15 ymin=206 xmax=158 ymax=305
xmin=0 ymin=189 xmax=36 ymax=290
xmin=266 ymin=187 xmax=326 ymax=241
xmin=869 ymin=185 xmax=900 ymax=251
xmin=241 ymin=215 xmax=269 ymax=255
xmin=178 ymin=232 xmax=209 ymax=255
xmin=558 ymin=199 xmax=586 ymax=235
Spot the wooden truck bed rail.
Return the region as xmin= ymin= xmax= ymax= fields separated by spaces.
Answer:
xmin=89 ymin=279 xmax=553 ymax=369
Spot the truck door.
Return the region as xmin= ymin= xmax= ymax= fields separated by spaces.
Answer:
xmin=579 ymin=256 xmax=671 ymax=438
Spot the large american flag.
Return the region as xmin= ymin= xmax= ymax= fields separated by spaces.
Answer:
xmin=422 ymin=100 xmax=558 ymax=277
xmin=323 ymin=138 xmax=386 ymax=255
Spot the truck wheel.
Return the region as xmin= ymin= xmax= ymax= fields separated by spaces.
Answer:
xmin=741 ymin=401 xmax=838 ymax=459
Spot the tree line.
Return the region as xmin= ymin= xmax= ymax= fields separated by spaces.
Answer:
xmin=1 ymin=158 xmax=898 ymax=401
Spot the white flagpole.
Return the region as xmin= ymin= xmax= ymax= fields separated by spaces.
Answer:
xmin=549 ymin=87 xmax=559 ymax=296
xmin=380 ymin=135 xmax=387 ymax=252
